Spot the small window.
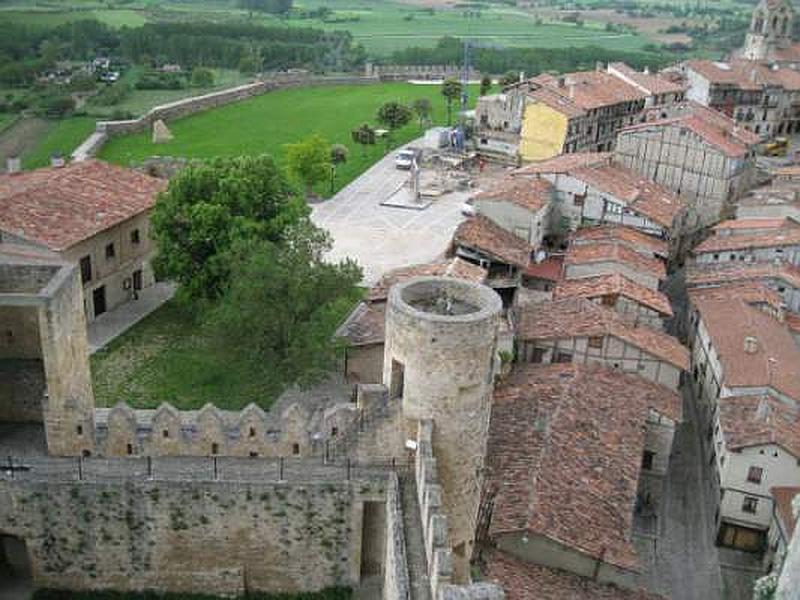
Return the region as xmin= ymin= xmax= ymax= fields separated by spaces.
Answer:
xmin=573 ymin=193 xmax=586 ymax=207
xmin=82 ymin=449 xmax=91 ymax=458
xmin=331 ymin=426 xmax=338 ymax=437
xmin=601 ymin=295 xmax=615 ymax=306
xmin=80 ymin=255 xmax=92 ymax=284
xmin=531 ymin=347 xmax=545 ymax=363
xmin=742 ymin=496 xmax=759 ymax=514
xmin=130 ymin=229 xmax=141 ymax=244
xmin=249 ymin=426 xmax=256 ymax=438
xmin=729 ymin=254 xmax=736 ymax=261
xmin=126 ymin=443 xmax=133 ymax=456
xmin=642 ymin=450 xmax=655 ymax=471
xmin=747 ymin=466 xmax=763 ymax=484
xmin=162 ymin=429 xmax=169 ymax=438
xmin=76 ymin=425 xmax=83 ymax=436
xmin=105 ymin=243 xmax=115 ymax=259
xmin=292 ymin=443 xmax=300 ymax=455
xmin=555 ymin=351 xmax=573 ymax=364
xmin=249 ymin=451 xmax=258 ymax=458
xmin=713 ymin=253 xmax=719 ymax=261
xmin=211 ymin=443 xmax=219 ymax=455
xmin=588 ymin=336 xmax=603 ymax=349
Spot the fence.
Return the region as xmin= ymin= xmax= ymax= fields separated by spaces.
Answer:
xmin=0 ymin=454 xmax=408 ymax=485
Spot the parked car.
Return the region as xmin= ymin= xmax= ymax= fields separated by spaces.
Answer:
xmin=461 ymin=198 xmax=476 ymax=216
xmin=395 ymin=148 xmax=419 ymax=170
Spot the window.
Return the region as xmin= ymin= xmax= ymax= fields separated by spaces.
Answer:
xmin=126 ymin=443 xmax=133 ymax=456
xmin=555 ymin=351 xmax=573 ymax=364
xmin=292 ymin=443 xmax=300 ymax=455
xmin=249 ymin=426 xmax=256 ymax=438
xmin=747 ymin=466 xmax=763 ymax=484
xmin=390 ymin=359 xmax=405 ymax=399
xmin=713 ymin=254 xmax=719 ymax=261
xmin=331 ymin=427 xmax=338 ymax=437
xmin=531 ymin=347 xmax=545 ymax=363
xmin=130 ymin=229 xmax=141 ymax=244
xmin=249 ymin=451 xmax=258 ymax=458
xmin=573 ymin=193 xmax=586 ymax=207
xmin=105 ymin=243 xmax=115 ymax=259
xmin=601 ymin=295 xmax=615 ymax=307
xmin=162 ymin=429 xmax=169 ymax=438
xmin=742 ymin=496 xmax=759 ymax=514
xmin=80 ymin=255 xmax=92 ymax=284
xmin=588 ymin=336 xmax=603 ymax=349
xmin=76 ymin=425 xmax=83 ymax=435
xmin=641 ymin=450 xmax=655 ymax=471
xmin=211 ymin=443 xmax=219 ymax=455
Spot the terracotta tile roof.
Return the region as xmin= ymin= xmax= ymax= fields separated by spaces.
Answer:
xmin=486 ymin=362 xmax=682 ymax=572
xmin=565 ymin=241 xmax=667 ymax=281
xmin=335 ymin=301 xmax=386 ymax=346
xmin=523 ymin=255 xmax=563 ymax=282
xmin=771 ymin=487 xmax=800 ymax=539
xmin=515 ymin=297 xmax=689 ymax=369
xmin=774 ymin=164 xmax=800 ymax=177
xmin=0 ymin=160 xmax=167 ymax=251
xmin=514 ymin=152 xmax=612 ymax=176
xmin=719 ymin=395 xmax=800 ymax=458
xmin=693 ymin=227 xmax=800 ymax=253
xmin=687 ymin=281 xmax=785 ymax=313
xmin=554 ymin=273 xmax=673 ymax=317
xmin=453 ymin=215 xmax=532 ymax=268
xmin=570 ymin=224 xmax=669 ymax=258
xmin=527 ymin=86 xmax=587 ymax=119
xmin=771 ymin=43 xmax=800 ymax=63
xmin=608 ymin=62 xmax=686 ymax=96
xmin=620 ymin=102 xmax=759 ymax=158
xmin=713 ymin=218 xmax=797 ymax=232
xmin=689 ymin=289 xmax=800 ymax=399
xmin=570 ymin=162 xmax=684 ymax=228
xmin=786 ymin=311 xmax=800 ymax=334
xmin=484 ymin=551 xmax=667 ymax=600
xmin=473 ymin=177 xmax=553 ymax=214
xmin=738 ymin=183 xmax=800 ymax=208
xmin=368 ymin=257 xmax=487 ymax=302
xmin=686 ymin=262 xmax=800 ymax=291
xmin=531 ymin=71 xmax=649 ymax=111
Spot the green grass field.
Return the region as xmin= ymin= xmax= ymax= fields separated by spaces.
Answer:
xmin=0 ymin=8 xmax=147 ymax=28
xmin=0 ymin=113 xmax=17 ymax=133
xmin=100 ymin=82 xmax=477 ymax=194
xmin=91 ymin=300 xmax=284 ymax=410
xmin=21 ymin=116 xmax=96 ymax=169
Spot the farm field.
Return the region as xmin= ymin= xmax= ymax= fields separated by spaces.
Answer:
xmin=99 ymin=82 xmax=478 ymax=195
xmin=21 ymin=116 xmax=96 ymax=169
xmin=0 ymin=8 xmax=147 ymax=28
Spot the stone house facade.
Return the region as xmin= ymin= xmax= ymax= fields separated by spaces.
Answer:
xmin=736 ymin=182 xmax=800 ymax=222
xmin=691 ymin=219 xmax=800 ymax=266
xmin=0 ymin=160 xmax=166 ymax=322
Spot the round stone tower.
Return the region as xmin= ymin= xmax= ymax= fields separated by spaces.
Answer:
xmin=383 ymin=276 xmax=502 ymax=581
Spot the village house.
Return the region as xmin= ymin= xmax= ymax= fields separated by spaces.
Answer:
xmin=475 ymin=64 xmax=681 ymax=164
xmin=514 ymin=296 xmax=688 ymax=392
xmin=516 ymin=153 xmax=687 ymax=245
xmin=451 ymin=215 xmax=533 ymax=307
xmin=469 ymin=176 xmax=553 ymax=248
xmin=483 ymin=362 xmax=682 ymax=593
xmin=568 ymin=224 xmax=670 ymax=261
xmin=614 ymin=102 xmax=760 ymax=233
xmin=765 ymin=486 xmax=799 ymax=575
xmin=336 ymin=258 xmax=487 ymax=384
xmin=687 ymin=284 xmax=800 ymax=553
xmin=736 ymin=181 xmax=800 ymax=222
xmin=0 ymin=160 xmax=166 ymax=322
xmin=554 ymin=273 xmax=673 ymax=330
xmin=677 ymin=58 xmax=800 ymax=137
xmin=563 ymin=240 xmax=667 ymax=290
xmin=691 ymin=217 xmax=800 ymax=266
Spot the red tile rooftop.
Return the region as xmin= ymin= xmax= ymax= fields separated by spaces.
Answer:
xmin=719 ymin=395 xmax=800 ymax=459
xmin=713 ymin=218 xmax=797 ymax=232
xmin=486 ymin=362 xmax=681 ymax=572
xmin=569 ymin=224 xmax=669 ymax=258
xmin=523 ymin=255 xmax=563 ymax=282
xmin=693 ymin=227 xmax=800 ymax=253
xmin=608 ymin=62 xmax=686 ymax=96
xmin=554 ymin=273 xmax=673 ymax=317
xmin=515 ymin=296 xmax=688 ymax=369
xmin=686 ymin=262 xmax=800 ymax=291
xmin=530 ymin=70 xmax=649 ymax=111
xmin=772 ymin=487 xmax=800 ymax=539
xmin=473 ymin=177 xmax=553 ymax=214
xmin=368 ymin=257 xmax=486 ymax=302
xmin=514 ymin=152 xmax=612 ymax=176
xmin=485 ymin=551 xmax=667 ymax=600
xmin=0 ymin=160 xmax=167 ymax=251
xmin=565 ymin=241 xmax=667 ymax=280
xmin=453 ymin=215 xmax=532 ymax=268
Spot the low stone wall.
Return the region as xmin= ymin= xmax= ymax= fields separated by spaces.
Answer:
xmin=383 ymin=473 xmax=411 ymax=600
xmin=415 ymin=420 xmax=505 ymax=600
xmin=366 ymin=63 xmax=481 ymax=81
xmin=74 ymin=74 xmax=377 ymax=161
xmin=0 ymin=461 xmax=389 ymax=596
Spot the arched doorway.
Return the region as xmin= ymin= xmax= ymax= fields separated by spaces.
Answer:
xmin=0 ymin=534 xmax=32 ymax=599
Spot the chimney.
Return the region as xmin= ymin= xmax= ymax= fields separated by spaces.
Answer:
xmin=743 ymin=335 xmax=759 ymax=354
xmin=50 ymin=153 xmax=65 ymax=168
xmin=5 ymin=156 xmax=21 ymax=175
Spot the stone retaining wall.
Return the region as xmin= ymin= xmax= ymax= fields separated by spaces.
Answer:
xmin=383 ymin=473 xmax=411 ymax=600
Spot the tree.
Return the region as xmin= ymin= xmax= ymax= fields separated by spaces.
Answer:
xmin=412 ymin=97 xmax=432 ymax=131
xmin=238 ymin=54 xmax=261 ymax=75
xmin=284 ymin=134 xmax=332 ymax=198
xmin=151 ymin=155 xmax=306 ymax=302
xmin=351 ymin=123 xmax=375 ymax=157
xmin=191 ymin=68 xmax=214 ymax=87
xmin=499 ymin=70 xmax=519 ymax=87
xmin=479 ymin=75 xmax=492 ymax=96
xmin=239 ymin=0 xmax=293 ymax=17
xmin=441 ymin=78 xmax=462 ymax=126
xmin=376 ymin=101 xmax=412 ymax=148
xmin=329 ymin=144 xmax=348 ymax=194
xmin=206 ymin=222 xmax=363 ymax=387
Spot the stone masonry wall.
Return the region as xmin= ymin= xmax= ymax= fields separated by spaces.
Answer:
xmin=0 ymin=473 xmax=387 ymax=595
xmin=383 ymin=473 xmax=411 ymax=600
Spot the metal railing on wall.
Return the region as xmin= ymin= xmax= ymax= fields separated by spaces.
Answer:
xmin=1 ymin=454 xmax=408 ymax=485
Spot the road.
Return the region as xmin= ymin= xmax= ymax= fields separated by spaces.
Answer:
xmin=311 ymin=144 xmax=469 ymax=285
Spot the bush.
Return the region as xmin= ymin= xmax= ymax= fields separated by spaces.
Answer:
xmin=191 ymin=68 xmax=215 ymax=88
xmin=135 ymin=72 xmax=186 ymax=90
xmin=41 ymin=95 xmax=76 ymax=118
xmin=90 ymin=82 xmax=131 ymax=107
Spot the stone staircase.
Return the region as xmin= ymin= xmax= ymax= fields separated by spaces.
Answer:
xmin=399 ymin=474 xmax=432 ymax=600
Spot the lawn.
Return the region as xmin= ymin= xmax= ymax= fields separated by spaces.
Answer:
xmin=0 ymin=8 xmax=147 ymax=28
xmin=21 ymin=116 xmax=96 ymax=169
xmin=90 ymin=300 xmax=283 ymax=410
xmin=0 ymin=113 xmax=17 ymax=133
xmin=99 ymin=82 xmax=478 ymax=195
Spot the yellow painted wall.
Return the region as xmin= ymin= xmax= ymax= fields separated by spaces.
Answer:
xmin=520 ymin=103 xmax=569 ymax=162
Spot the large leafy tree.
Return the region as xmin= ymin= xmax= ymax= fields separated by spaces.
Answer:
xmin=284 ymin=134 xmax=332 ymax=198
xmin=151 ymin=155 xmax=306 ymax=302
xmin=207 ymin=223 xmax=363 ymax=386
xmin=441 ymin=78 xmax=463 ymax=126
xmin=412 ymin=98 xmax=432 ymax=131
xmin=377 ymin=101 xmax=412 ymax=149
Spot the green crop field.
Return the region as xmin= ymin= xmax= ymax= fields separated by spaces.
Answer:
xmin=0 ymin=8 xmax=147 ymax=28
xmin=100 ymin=82 xmax=478 ymax=195
xmin=21 ymin=116 xmax=96 ymax=169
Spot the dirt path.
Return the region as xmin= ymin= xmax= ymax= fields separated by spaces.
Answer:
xmin=0 ymin=117 xmax=49 ymax=167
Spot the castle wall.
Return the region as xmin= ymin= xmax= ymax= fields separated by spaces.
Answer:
xmin=0 ymin=465 xmax=388 ymax=596
xmin=0 ymin=360 xmax=45 ymax=423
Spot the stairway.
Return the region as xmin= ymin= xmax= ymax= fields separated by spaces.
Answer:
xmin=399 ymin=475 xmax=432 ymax=600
